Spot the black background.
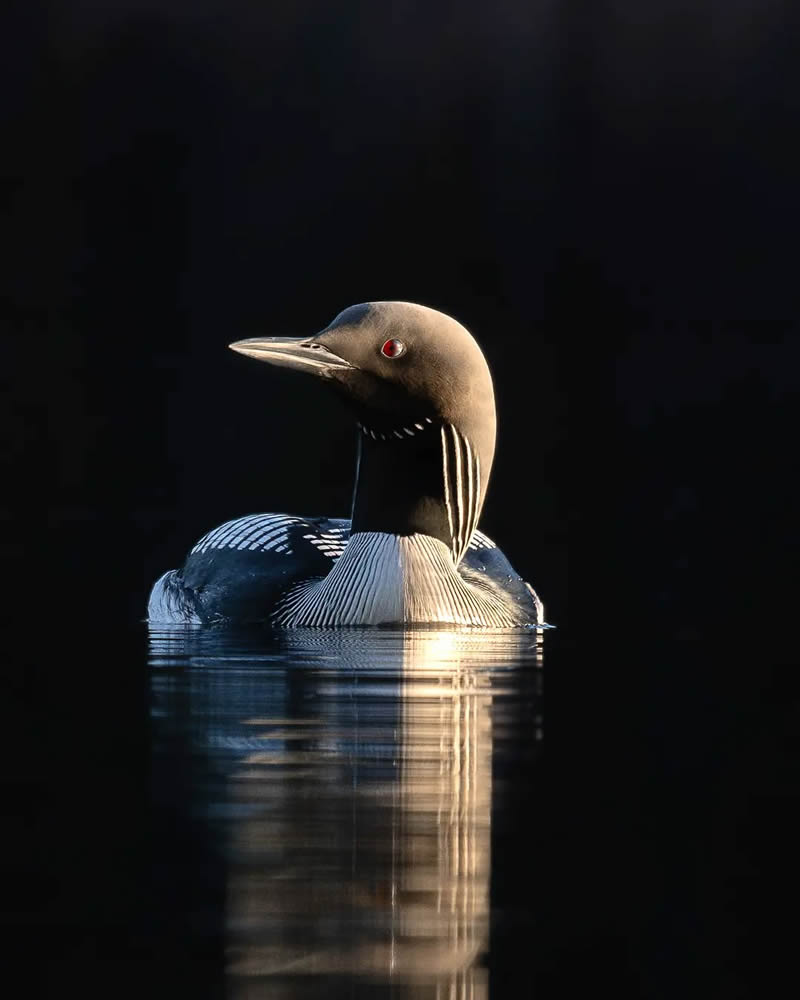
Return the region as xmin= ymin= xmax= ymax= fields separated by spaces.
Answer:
xmin=3 ymin=2 xmax=797 ymax=997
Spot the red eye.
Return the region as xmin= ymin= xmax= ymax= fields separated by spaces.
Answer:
xmin=380 ymin=338 xmax=406 ymax=359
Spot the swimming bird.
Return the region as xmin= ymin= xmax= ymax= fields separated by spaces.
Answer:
xmin=147 ymin=302 xmax=544 ymax=627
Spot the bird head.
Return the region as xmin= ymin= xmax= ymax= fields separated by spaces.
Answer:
xmin=230 ymin=300 xmax=496 ymax=464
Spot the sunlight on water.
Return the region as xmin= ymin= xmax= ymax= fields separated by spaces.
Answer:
xmin=148 ymin=626 xmax=544 ymax=998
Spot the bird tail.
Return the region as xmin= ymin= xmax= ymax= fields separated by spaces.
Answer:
xmin=525 ymin=582 xmax=546 ymax=625
xmin=147 ymin=569 xmax=202 ymax=623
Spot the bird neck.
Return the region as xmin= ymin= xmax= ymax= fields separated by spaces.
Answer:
xmin=350 ymin=419 xmax=485 ymax=566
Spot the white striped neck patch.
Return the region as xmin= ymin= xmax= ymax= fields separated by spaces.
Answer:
xmin=356 ymin=415 xmax=435 ymax=442
xmin=440 ymin=423 xmax=482 ymax=565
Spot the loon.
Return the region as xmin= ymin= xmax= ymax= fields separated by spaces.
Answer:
xmin=147 ymin=301 xmax=544 ymax=627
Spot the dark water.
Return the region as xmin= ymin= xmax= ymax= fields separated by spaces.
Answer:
xmin=147 ymin=626 xmax=545 ymax=999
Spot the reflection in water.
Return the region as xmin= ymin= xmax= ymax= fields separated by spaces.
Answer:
xmin=148 ymin=627 xmax=544 ymax=998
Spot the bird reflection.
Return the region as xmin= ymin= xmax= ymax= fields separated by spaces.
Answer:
xmin=148 ymin=626 xmax=543 ymax=998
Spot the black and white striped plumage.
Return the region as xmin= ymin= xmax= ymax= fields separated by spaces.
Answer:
xmin=441 ymin=424 xmax=482 ymax=565
xmin=148 ymin=513 xmax=542 ymax=626
xmin=147 ymin=301 xmax=545 ymax=628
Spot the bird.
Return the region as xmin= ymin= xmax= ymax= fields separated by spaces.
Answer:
xmin=147 ymin=301 xmax=544 ymax=627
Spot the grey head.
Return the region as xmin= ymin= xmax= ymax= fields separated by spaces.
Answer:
xmin=230 ymin=302 xmax=497 ymax=562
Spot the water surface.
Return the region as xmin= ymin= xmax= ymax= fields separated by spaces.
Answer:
xmin=148 ymin=626 xmax=545 ymax=998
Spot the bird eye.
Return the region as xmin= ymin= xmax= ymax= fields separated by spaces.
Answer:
xmin=381 ymin=339 xmax=406 ymax=359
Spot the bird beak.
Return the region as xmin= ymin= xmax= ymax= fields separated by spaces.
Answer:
xmin=228 ymin=337 xmax=355 ymax=375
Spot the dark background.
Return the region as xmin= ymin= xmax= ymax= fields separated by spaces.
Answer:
xmin=3 ymin=2 xmax=797 ymax=997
